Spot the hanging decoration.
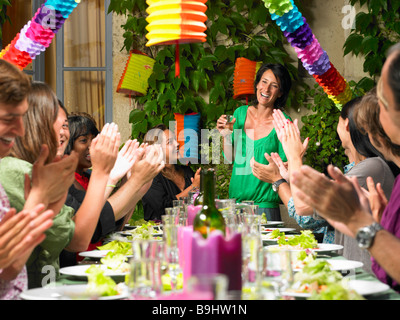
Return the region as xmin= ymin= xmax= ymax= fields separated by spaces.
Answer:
xmin=174 ymin=112 xmax=201 ymax=164
xmin=233 ymin=57 xmax=262 ymax=104
xmin=116 ymin=50 xmax=156 ymax=99
xmin=0 ymin=0 xmax=80 ymax=70
xmin=262 ymin=0 xmax=354 ymax=109
xmin=145 ymin=0 xmax=208 ymax=78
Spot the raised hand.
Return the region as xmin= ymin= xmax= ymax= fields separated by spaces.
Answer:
xmin=365 ymin=176 xmax=388 ymax=224
xmin=0 ymin=204 xmax=55 ymax=270
xmin=24 ymin=145 xmax=78 ymax=210
xmin=250 ymin=153 xmax=283 ymax=183
xmin=90 ymin=123 xmax=120 ymax=176
xmin=217 ymin=115 xmax=236 ymax=136
xmin=270 ymin=152 xmax=289 ymax=182
xmin=108 ymin=139 xmax=140 ymax=185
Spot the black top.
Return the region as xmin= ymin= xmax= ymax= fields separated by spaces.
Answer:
xmin=59 ymin=175 xmax=123 ymax=267
xmin=142 ymin=165 xmax=194 ymax=221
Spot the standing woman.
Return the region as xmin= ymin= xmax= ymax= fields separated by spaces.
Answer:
xmin=217 ymin=63 xmax=292 ymax=220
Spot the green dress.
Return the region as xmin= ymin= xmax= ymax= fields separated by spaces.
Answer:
xmin=228 ymin=105 xmax=290 ymax=209
xmin=0 ymin=157 xmax=75 ymax=289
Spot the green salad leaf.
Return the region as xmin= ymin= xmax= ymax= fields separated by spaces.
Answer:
xmin=309 ymin=282 xmax=365 ymax=300
xmin=100 ymin=252 xmax=130 ymax=271
xmin=85 ymin=265 xmax=118 ymax=297
xmin=294 ymin=259 xmax=343 ymax=287
xmin=277 ymin=230 xmax=318 ymax=249
xmin=97 ymin=240 xmax=132 ymax=255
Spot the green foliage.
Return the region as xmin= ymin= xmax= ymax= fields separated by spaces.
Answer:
xmin=344 ymin=0 xmax=400 ymax=77
xmin=109 ymin=0 xmax=302 ymax=141
xmin=0 ymin=0 xmax=12 ymax=40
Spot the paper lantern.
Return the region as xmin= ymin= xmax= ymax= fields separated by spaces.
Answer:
xmin=174 ymin=112 xmax=201 ymax=164
xmin=263 ymin=0 xmax=354 ymax=109
xmin=233 ymin=58 xmax=262 ymax=103
xmin=116 ymin=50 xmax=156 ymax=97
xmin=145 ymin=0 xmax=208 ymax=77
xmin=1 ymin=0 xmax=80 ymax=70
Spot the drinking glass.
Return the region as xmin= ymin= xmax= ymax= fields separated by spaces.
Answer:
xmin=129 ymin=240 xmax=164 ymax=299
xmin=186 ymin=274 xmax=228 ymax=300
xmin=172 ymin=200 xmax=184 ymax=208
xmin=162 ymin=224 xmax=182 ymax=292
xmin=225 ymin=115 xmax=234 ymax=131
xmin=261 ymin=247 xmax=294 ymax=299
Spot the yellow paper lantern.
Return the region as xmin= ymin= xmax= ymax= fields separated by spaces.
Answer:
xmin=116 ymin=50 xmax=155 ymax=97
xmin=145 ymin=0 xmax=208 ymax=77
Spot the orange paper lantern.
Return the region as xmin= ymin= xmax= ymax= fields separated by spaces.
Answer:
xmin=145 ymin=0 xmax=208 ymax=77
xmin=233 ymin=57 xmax=262 ymax=101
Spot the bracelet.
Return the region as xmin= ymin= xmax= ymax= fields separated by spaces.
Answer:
xmin=107 ymin=184 xmax=116 ymax=188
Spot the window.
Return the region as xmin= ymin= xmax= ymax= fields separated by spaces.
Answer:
xmin=56 ymin=0 xmax=113 ymax=128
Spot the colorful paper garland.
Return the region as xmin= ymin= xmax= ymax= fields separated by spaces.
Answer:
xmin=0 ymin=0 xmax=80 ymax=70
xmin=263 ymin=0 xmax=354 ymax=109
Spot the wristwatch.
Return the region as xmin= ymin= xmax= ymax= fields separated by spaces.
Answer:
xmin=272 ymin=178 xmax=287 ymax=192
xmin=356 ymin=222 xmax=384 ymax=249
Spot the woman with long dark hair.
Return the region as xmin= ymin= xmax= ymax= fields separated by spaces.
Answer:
xmin=217 ymin=63 xmax=292 ymax=221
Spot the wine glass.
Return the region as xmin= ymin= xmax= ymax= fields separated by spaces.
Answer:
xmin=261 ymin=247 xmax=294 ymax=299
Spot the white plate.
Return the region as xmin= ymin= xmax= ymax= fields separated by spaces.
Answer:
xmin=20 ymin=284 xmax=129 ymax=300
xmin=78 ymin=250 xmax=132 ymax=259
xmin=284 ymin=279 xmax=390 ymax=298
xmin=59 ymin=264 xmax=129 ymax=279
xmin=261 ymin=227 xmax=296 ymax=233
xmin=262 ymin=234 xmax=295 ymax=241
xmin=268 ymin=243 xmax=344 ymax=252
xmin=116 ymin=231 xmax=163 ymax=237
xmin=348 ymin=280 xmax=390 ymax=296
xmin=261 ymin=221 xmax=284 ymax=227
xmin=292 ymin=259 xmax=364 ymax=272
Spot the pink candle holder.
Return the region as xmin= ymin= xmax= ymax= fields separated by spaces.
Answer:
xmin=186 ymin=204 xmax=202 ymax=226
xmin=191 ymin=230 xmax=242 ymax=291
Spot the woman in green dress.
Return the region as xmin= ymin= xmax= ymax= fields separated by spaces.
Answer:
xmin=217 ymin=63 xmax=292 ymax=221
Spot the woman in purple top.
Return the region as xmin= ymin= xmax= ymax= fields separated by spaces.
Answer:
xmin=353 ymin=90 xmax=400 ymax=290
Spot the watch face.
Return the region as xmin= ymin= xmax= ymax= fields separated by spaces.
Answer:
xmin=357 ymin=227 xmax=372 ymax=248
xmin=272 ymin=184 xmax=277 ymax=192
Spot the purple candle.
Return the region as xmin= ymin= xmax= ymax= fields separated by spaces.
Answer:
xmin=191 ymin=230 xmax=242 ymax=291
xmin=187 ymin=204 xmax=202 ymax=226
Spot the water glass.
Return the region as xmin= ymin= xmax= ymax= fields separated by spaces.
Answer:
xmin=216 ymin=199 xmax=236 ymax=216
xmin=186 ymin=274 xmax=228 ymax=300
xmin=129 ymin=240 xmax=164 ymax=299
xmin=172 ymin=200 xmax=184 ymax=208
xmin=162 ymin=224 xmax=182 ymax=292
xmin=261 ymin=247 xmax=294 ymax=299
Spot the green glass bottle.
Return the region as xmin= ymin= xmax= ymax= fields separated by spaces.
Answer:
xmin=193 ymin=168 xmax=226 ymax=238
xmin=193 ymin=171 xmax=203 ymax=206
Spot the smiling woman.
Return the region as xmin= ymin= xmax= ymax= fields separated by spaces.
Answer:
xmin=216 ymin=63 xmax=292 ymax=221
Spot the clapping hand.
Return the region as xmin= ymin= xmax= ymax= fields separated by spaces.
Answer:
xmin=272 ymin=109 xmax=309 ymax=160
xmin=90 ymin=123 xmax=120 ymax=176
xmin=250 ymin=153 xmax=284 ymax=184
xmin=0 ymin=204 xmax=55 ymax=271
xmin=108 ymin=139 xmax=140 ymax=185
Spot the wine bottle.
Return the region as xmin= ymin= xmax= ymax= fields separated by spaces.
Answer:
xmin=193 ymin=168 xmax=226 ymax=238
xmin=193 ymin=170 xmax=203 ymax=205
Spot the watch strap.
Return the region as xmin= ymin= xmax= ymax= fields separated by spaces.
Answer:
xmin=272 ymin=178 xmax=286 ymax=192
